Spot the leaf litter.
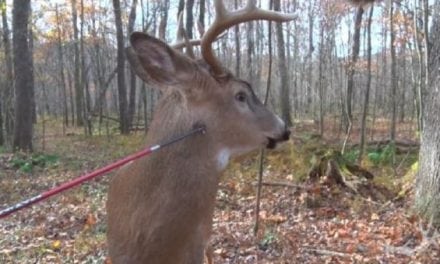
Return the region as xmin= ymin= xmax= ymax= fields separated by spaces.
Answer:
xmin=0 ymin=126 xmax=438 ymax=264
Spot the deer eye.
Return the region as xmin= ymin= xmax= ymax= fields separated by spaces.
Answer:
xmin=235 ymin=92 xmax=247 ymax=103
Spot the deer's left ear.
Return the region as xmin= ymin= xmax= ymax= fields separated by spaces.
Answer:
xmin=127 ymin=32 xmax=197 ymax=88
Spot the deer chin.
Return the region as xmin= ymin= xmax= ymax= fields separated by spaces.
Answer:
xmin=266 ymin=137 xmax=278 ymax=149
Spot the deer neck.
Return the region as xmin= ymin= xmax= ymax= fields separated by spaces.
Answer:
xmin=138 ymin=93 xmax=225 ymax=198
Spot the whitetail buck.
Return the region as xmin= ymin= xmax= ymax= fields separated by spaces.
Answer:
xmin=107 ymin=1 xmax=294 ymax=263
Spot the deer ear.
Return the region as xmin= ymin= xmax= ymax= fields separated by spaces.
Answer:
xmin=128 ymin=32 xmax=196 ymax=86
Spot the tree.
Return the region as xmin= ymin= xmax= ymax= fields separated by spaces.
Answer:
xmin=1 ymin=0 xmax=14 ymax=142
xmin=71 ymin=0 xmax=84 ymax=126
xmin=0 ymin=84 xmax=3 ymax=145
xmin=127 ymin=0 xmax=138 ymax=129
xmin=12 ymin=0 xmax=33 ymax=151
xmin=345 ymin=5 xmax=364 ymax=132
xmin=389 ymin=1 xmax=397 ymax=141
xmin=199 ymin=0 xmax=205 ymax=31
xmin=29 ymin=4 xmax=36 ymax=124
xmin=55 ymin=4 xmax=69 ymax=129
xmin=80 ymin=0 xmax=92 ymax=135
xmin=274 ymin=0 xmax=292 ymax=126
xmin=185 ymin=0 xmax=194 ymax=38
xmin=234 ymin=0 xmax=240 ymax=77
xmin=306 ymin=0 xmax=316 ymax=115
xmin=415 ymin=0 xmax=440 ymax=227
xmin=113 ymin=0 xmax=129 ymax=134
xmin=358 ymin=5 xmax=374 ymax=163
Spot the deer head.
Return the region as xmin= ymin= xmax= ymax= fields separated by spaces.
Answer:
xmin=107 ymin=1 xmax=294 ymax=263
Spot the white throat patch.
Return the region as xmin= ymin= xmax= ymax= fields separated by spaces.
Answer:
xmin=216 ymin=149 xmax=231 ymax=170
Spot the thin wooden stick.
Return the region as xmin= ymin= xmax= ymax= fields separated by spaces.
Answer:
xmin=254 ymin=1 xmax=274 ymax=235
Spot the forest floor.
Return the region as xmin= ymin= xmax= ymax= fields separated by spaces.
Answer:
xmin=0 ymin=118 xmax=439 ymax=264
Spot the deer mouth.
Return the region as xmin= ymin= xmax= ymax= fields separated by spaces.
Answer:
xmin=266 ymin=137 xmax=278 ymax=149
xmin=266 ymin=130 xmax=291 ymax=149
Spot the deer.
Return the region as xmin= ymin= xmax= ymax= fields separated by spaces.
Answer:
xmin=106 ymin=1 xmax=294 ymax=263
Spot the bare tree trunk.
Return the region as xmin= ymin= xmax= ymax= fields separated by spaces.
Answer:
xmin=71 ymin=0 xmax=84 ymax=126
xmin=306 ymin=1 xmax=315 ymax=116
xmin=67 ymin=71 xmax=75 ymax=126
xmin=199 ymin=0 xmax=205 ymax=34
xmin=186 ymin=0 xmax=194 ymax=38
xmin=159 ymin=0 xmax=169 ymax=40
xmin=234 ymin=0 xmax=240 ymax=77
xmin=415 ymin=1 xmax=440 ymax=227
xmin=255 ymin=4 xmax=274 ymax=233
xmin=318 ymin=24 xmax=325 ymax=137
xmin=28 ymin=5 xmax=36 ymax=124
xmin=247 ymin=21 xmax=255 ymax=86
xmin=414 ymin=0 xmax=424 ymax=130
xmin=399 ymin=41 xmax=406 ymax=122
xmin=127 ymin=0 xmax=138 ymax=129
xmin=358 ymin=6 xmax=374 ymax=163
xmin=0 ymin=84 xmax=3 ymax=145
xmin=113 ymin=0 xmax=129 ymax=134
xmin=422 ymin=0 xmax=430 ymax=92
xmin=345 ymin=6 xmax=364 ymax=132
xmin=292 ymin=23 xmax=299 ymax=118
xmin=274 ymin=0 xmax=292 ymax=126
xmin=55 ymin=4 xmax=69 ymax=129
xmin=79 ymin=0 xmax=91 ymax=135
xmin=12 ymin=0 xmax=33 ymax=151
xmin=1 ymin=0 xmax=14 ymax=144
xmin=390 ymin=1 xmax=397 ymax=142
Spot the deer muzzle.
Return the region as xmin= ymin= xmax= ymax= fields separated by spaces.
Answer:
xmin=266 ymin=128 xmax=290 ymax=149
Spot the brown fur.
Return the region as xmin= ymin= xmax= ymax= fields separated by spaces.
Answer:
xmin=107 ymin=33 xmax=289 ymax=264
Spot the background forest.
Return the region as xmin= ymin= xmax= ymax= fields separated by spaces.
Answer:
xmin=1 ymin=0 xmax=440 ymax=263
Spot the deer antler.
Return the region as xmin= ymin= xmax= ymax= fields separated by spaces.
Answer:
xmin=201 ymin=0 xmax=296 ymax=76
xmin=172 ymin=12 xmax=197 ymax=58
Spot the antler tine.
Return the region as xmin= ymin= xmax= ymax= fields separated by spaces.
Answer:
xmin=201 ymin=0 xmax=297 ymax=76
xmin=172 ymin=12 xmax=196 ymax=58
xmin=174 ymin=12 xmax=185 ymax=46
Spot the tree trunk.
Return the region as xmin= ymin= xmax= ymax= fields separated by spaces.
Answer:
xmin=234 ymin=0 xmax=240 ymax=77
xmin=71 ymin=0 xmax=84 ymax=126
xmin=422 ymin=0 xmax=429 ymax=92
xmin=113 ymin=0 xmax=129 ymax=134
xmin=0 ymin=85 xmax=3 ymax=145
xmin=199 ymin=0 xmax=205 ymax=34
xmin=12 ymin=0 xmax=33 ymax=151
xmin=159 ymin=0 xmax=169 ymax=40
xmin=67 ymin=70 xmax=75 ymax=126
xmin=246 ymin=20 xmax=255 ymax=85
xmin=306 ymin=1 xmax=315 ymax=115
xmin=274 ymin=0 xmax=292 ymax=126
xmin=399 ymin=43 xmax=407 ymax=122
xmin=413 ymin=0 xmax=424 ymax=131
xmin=415 ymin=0 xmax=440 ymax=227
xmin=390 ymin=1 xmax=397 ymax=141
xmin=186 ymin=0 xmax=194 ymax=39
xmin=345 ymin=6 xmax=364 ymax=131
xmin=318 ymin=25 xmax=324 ymax=136
xmin=127 ymin=0 xmax=138 ymax=129
xmin=55 ymin=4 xmax=69 ymax=129
xmin=358 ymin=6 xmax=374 ymax=163
xmin=1 ymin=0 xmax=14 ymax=142
xmin=29 ymin=4 xmax=36 ymax=124
xmin=80 ymin=0 xmax=92 ymax=135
